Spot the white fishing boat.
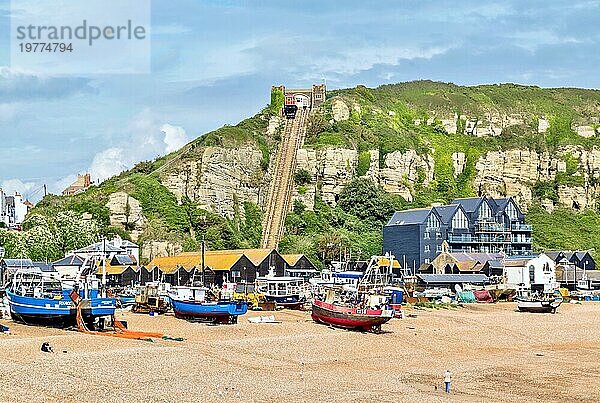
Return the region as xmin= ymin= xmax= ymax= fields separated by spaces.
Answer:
xmin=515 ymin=288 xmax=562 ymax=314
xmin=256 ymin=268 xmax=309 ymax=309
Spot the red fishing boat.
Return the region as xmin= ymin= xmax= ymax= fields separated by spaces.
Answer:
xmin=311 ymin=255 xmax=398 ymax=333
xmin=311 ymin=298 xmax=394 ymax=332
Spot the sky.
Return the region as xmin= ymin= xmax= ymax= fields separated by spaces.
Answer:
xmin=1 ymin=0 xmax=600 ymax=201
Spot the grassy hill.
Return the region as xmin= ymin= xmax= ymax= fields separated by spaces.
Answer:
xmin=15 ymin=81 xmax=600 ymax=264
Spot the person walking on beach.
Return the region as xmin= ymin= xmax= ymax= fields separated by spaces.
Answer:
xmin=444 ymin=370 xmax=452 ymax=393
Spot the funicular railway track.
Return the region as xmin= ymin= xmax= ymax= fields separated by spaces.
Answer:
xmin=261 ymin=108 xmax=308 ymax=249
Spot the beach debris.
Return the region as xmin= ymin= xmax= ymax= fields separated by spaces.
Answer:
xmin=248 ymin=315 xmax=279 ymax=323
xmin=535 ymin=352 xmax=544 ymax=357
xmin=0 ymin=324 xmax=9 ymax=334
xmin=161 ymin=335 xmax=185 ymax=342
xmin=41 ymin=342 xmax=54 ymax=353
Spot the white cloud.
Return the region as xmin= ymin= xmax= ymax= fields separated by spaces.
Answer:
xmin=309 ymin=45 xmax=452 ymax=76
xmin=84 ymin=111 xmax=191 ymax=182
xmin=89 ymin=148 xmax=131 ymax=182
xmin=51 ymin=174 xmax=77 ymax=195
xmin=1 ymin=178 xmax=37 ymax=198
xmin=507 ymin=30 xmax=585 ymax=51
xmin=161 ymin=124 xmax=189 ymax=153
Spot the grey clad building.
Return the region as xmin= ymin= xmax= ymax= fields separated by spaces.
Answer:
xmin=383 ymin=196 xmax=532 ymax=271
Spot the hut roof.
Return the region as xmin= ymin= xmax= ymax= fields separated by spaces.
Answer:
xmin=96 ymin=261 xmax=137 ymax=275
xmin=203 ymin=253 xmax=244 ymax=271
xmin=148 ymin=252 xmax=244 ymax=273
xmin=376 ymin=257 xmax=401 ymax=269
xmin=282 ymin=254 xmax=304 ymax=266
xmin=148 ymin=255 xmax=200 ymax=273
xmin=181 ymin=249 xmax=274 ymax=266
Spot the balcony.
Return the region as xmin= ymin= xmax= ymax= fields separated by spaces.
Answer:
xmin=511 ymin=237 xmax=532 ymax=244
xmin=511 ymin=223 xmax=532 ymax=232
xmin=475 ymin=221 xmax=510 ymax=233
xmin=447 ymin=234 xmax=477 ymax=243
xmin=448 ymin=234 xmax=511 ymax=244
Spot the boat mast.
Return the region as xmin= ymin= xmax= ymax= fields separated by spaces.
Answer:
xmin=102 ymin=237 xmax=107 ymax=297
xmin=201 ymin=235 xmax=205 ymax=287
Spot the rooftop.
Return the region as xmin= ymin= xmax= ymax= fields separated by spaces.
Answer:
xmin=387 ymin=208 xmax=432 ymax=226
xmin=417 ymin=273 xmax=490 ymax=283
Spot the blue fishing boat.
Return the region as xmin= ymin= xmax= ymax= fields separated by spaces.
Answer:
xmin=168 ymin=286 xmax=247 ymax=324
xmin=5 ymin=267 xmax=116 ymax=327
xmin=116 ymin=287 xmax=136 ymax=308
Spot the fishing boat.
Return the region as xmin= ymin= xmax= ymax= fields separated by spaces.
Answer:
xmin=5 ymin=267 xmax=116 ymax=327
xmin=515 ymin=289 xmax=563 ymax=314
xmin=311 ymin=255 xmax=396 ymax=333
xmin=256 ymin=268 xmax=309 ymax=309
xmin=311 ymin=291 xmax=394 ymax=332
xmin=168 ymin=286 xmax=247 ymax=324
xmin=116 ymin=287 xmax=136 ymax=308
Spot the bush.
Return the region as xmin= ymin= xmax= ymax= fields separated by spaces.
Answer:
xmin=268 ymin=88 xmax=284 ymax=115
xmin=337 ymin=178 xmax=395 ymax=224
xmin=293 ymin=200 xmax=306 ymax=214
xmin=356 ymin=151 xmax=371 ymax=176
xmin=294 ymin=169 xmax=312 ymax=185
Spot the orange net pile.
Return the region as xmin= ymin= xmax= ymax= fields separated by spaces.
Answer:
xmin=75 ymin=301 xmax=164 ymax=340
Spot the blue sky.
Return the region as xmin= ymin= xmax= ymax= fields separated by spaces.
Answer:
xmin=1 ymin=0 xmax=600 ymax=201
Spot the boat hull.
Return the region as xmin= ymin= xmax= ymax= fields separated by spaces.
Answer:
xmin=170 ymin=298 xmax=248 ymax=323
xmin=516 ymin=298 xmax=562 ymax=313
xmin=117 ymin=296 xmax=136 ymax=307
xmin=264 ymin=295 xmax=305 ymax=309
xmin=6 ymin=290 xmax=116 ymax=326
xmin=311 ymin=299 xmax=393 ymax=332
xmin=6 ymin=290 xmax=72 ymax=319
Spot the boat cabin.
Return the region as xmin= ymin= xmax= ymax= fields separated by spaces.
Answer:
xmin=169 ymin=286 xmax=208 ymax=302
xmin=255 ymin=276 xmax=304 ymax=298
xmin=9 ymin=268 xmax=64 ymax=299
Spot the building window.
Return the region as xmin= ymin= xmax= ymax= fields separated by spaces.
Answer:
xmin=436 ymin=245 xmax=442 ymax=252
xmin=426 ymin=213 xmax=440 ymax=229
xmin=436 ymin=232 xmax=442 ymax=239
xmin=506 ymin=201 xmax=518 ymax=220
xmin=529 ymin=265 xmax=535 ymax=282
xmin=424 ymin=245 xmax=430 ymax=252
xmin=452 ymin=209 xmax=469 ymax=229
xmin=424 ymin=232 xmax=430 ymax=239
xmin=424 ymin=258 xmax=430 ymax=264
xmin=315 ymin=94 xmax=322 ymax=99
xmin=478 ymin=201 xmax=492 ymax=219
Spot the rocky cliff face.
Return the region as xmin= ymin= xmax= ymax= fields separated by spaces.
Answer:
xmin=292 ymin=147 xmax=434 ymax=206
xmin=474 ymin=146 xmax=600 ymax=211
xmin=148 ymin=141 xmax=600 ymax=220
xmin=160 ymin=145 xmax=267 ymax=219
xmin=105 ymin=192 xmax=147 ymax=241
